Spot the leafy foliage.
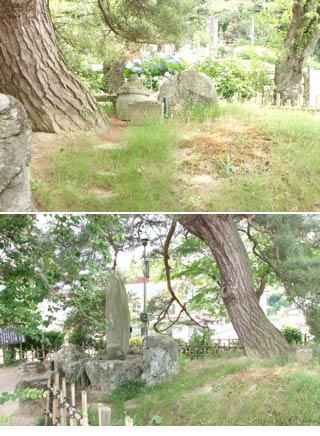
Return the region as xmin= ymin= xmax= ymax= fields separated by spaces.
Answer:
xmin=0 ymin=388 xmax=45 ymax=405
xmin=281 ymin=326 xmax=303 ymax=345
xmin=196 ymin=58 xmax=272 ymax=99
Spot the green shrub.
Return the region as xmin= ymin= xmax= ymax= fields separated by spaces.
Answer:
xmin=24 ymin=330 xmax=64 ymax=350
xmin=187 ymin=329 xmax=213 ymax=356
xmin=234 ymin=45 xmax=277 ymax=64
xmin=129 ymin=337 xmax=143 ymax=346
xmin=195 ymin=57 xmax=273 ymax=100
xmin=196 ymin=58 xmax=254 ymax=100
xmin=281 ymin=326 xmax=302 ymax=345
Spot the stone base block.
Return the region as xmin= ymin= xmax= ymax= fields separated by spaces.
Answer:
xmin=128 ymin=101 xmax=163 ymax=125
xmin=85 ymin=355 xmax=142 ymax=392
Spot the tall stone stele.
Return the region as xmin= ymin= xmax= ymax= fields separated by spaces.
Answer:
xmin=106 ymin=270 xmax=130 ymax=360
xmin=0 ymin=94 xmax=33 ymax=211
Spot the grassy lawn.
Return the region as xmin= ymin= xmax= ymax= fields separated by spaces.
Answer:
xmin=31 ymin=104 xmax=320 ymax=211
xmin=92 ymin=353 xmax=320 ymax=426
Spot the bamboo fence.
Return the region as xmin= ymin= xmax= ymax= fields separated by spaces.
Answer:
xmin=44 ymin=367 xmax=133 ymax=426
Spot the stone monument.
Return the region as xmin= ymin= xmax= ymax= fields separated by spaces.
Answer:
xmin=116 ymin=75 xmax=151 ymax=121
xmin=158 ymin=69 xmax=218 ymax=115
xmin=106 ymin=270 xmax=130 ymax=360
xmin=0 ymin=93 xmax=33 ymax=211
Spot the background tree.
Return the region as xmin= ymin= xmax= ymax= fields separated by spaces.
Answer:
xmin=275 ymin=0 xmax=320 ymax=100
xmin=178 ymin=214 xmax=291 ymax=359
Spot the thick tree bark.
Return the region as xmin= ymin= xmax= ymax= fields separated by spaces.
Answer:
xmin=0 ymin=0 xmax=109 ymax=133
xmin=275 ymin=0 xmax=320 ymax=102
xmin=179 ymin=214 xmax=291 ymax=359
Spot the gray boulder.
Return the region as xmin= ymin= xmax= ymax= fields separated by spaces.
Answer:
xmin=158 ymin=70 xmax=218 ymax=115
xmin=0 ymin=93 xmax=33 ymax=211
xmin=85 ymin=355 xmax=142 ymax=392
xmin=106 ymin=270 xmax=130 ymax=360
xmin=142 ymin=336 xmax=179 ymax=386
xmin=53 ymin=343 xmax=90 ymax=386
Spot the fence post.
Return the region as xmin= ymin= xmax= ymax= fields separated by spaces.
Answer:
xmin=58 ymin=377 xmax=68 ymax=426
xmin=60 ymin=388 xmax=65 ymax=426
xmin=70 ymin=383 xmax=76 ymax=426
xmin=52 ymin=371 xmax=60 ymax=425
xmin=81 ymin=391 xmax=88 ymax=426
xmin=125 ymin=416 xmax=134 ymax=426
xmin=98 ymin=403 xmax=112 ymax=426
xmin=276 ymin=93 xmax=281 ymax=109
xmin=315 ymin=95 xmax=320 ymax=112
xmin=45 ymin=376 xmax=51 ymax=426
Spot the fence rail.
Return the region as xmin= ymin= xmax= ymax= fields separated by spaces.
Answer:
xmin=234 ymin=91 xmax=320 ymax=113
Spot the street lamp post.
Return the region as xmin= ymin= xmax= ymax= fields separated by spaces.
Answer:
xmin=140 ymin=237 xmax=149 ymax=336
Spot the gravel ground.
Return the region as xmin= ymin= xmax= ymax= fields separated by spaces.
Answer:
xmin=0 ymin=366 xmax=47 ymax=426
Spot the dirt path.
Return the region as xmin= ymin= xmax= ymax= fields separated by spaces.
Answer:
xmin=0 ymin=366 xmax=47 ymax=426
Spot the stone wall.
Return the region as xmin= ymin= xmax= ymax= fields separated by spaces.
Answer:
xmin=0 ymin=94 xmax=33 ymax=211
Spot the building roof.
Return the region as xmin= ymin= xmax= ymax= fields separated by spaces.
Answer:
xmin=0 ymin=325 xmax=26 ymax=346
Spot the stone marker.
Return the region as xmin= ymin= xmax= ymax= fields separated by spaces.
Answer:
xmin=128 ymin=100 xmax=163 ymax=125
xmin=141 ymin=336 xmax=179 ymax=386
xmin=0 ymin=94 xmax=33 ymax=211
xmin=296 ymin=348 xmax=313 ymax=364
xmin=158 ymin=69 xmax=218 ymax=115
xmin=106 ymin=270 xmax=130 ymax=360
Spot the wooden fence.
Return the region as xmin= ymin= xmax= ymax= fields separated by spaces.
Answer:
xmin=233 ymin=91 xmax=320 ymax=113
xmin=179 ymin=339 xmax=244 ymax=358
xmin=0 ymin=345 xmax=55 ymax=366
xmin=44 ymin=368 xmax=133 ymax=426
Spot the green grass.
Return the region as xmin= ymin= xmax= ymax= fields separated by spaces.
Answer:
xmin=32 ymin=118 xmax=181 ymax=211
xmin=204 ymin=104 xmax=320 ymax=211
xmin=32 ymin=103 xmax=320 ymax=211
xmin=99 ymin=355 xmax=320 ymax=426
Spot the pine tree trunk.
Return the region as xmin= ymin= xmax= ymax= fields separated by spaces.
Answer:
xmin=179 ymin=214 xmax=291 ymax=359
xmin=275 ymin=0 xmax=320 ymax=102
xmin=0 ymin=0 xmax=109 ymax=133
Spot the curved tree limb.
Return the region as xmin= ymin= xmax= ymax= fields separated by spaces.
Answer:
xmin=153 ymin=220 xmax=206 ymax=334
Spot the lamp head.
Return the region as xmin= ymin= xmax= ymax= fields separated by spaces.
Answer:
xmin=141 ymin=237 xmax=149 ymax=247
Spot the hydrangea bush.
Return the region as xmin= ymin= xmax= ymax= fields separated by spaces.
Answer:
xmin=124 ymin=54 xmax=187 ymax=90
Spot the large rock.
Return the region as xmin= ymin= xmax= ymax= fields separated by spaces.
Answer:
xmin=85 ymin=355 xmax=142 ymax=392
xmin=141 ymin=336 xmax=179 ymax=386
xmin=0 ymin=93 xmax=33 ymax=211
xmin=106 ymin=270 xmax=130 ymax=360
xmin=53 ymin=343 xmax=90 ymax=386
xmin=158 ymin=70 xmax=218 ymax=115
